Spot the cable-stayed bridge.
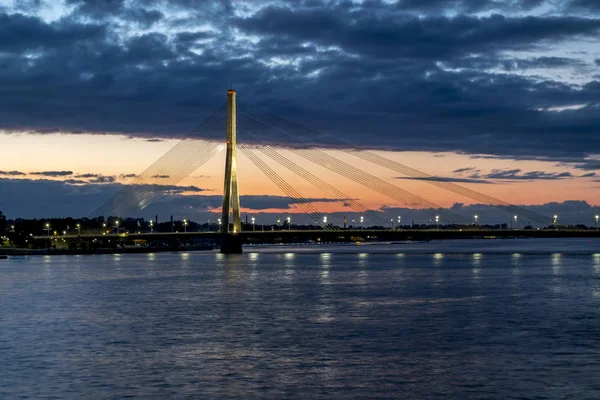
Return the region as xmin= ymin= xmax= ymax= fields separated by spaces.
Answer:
xmin=83 ymin=89 xmax=567 ymax=253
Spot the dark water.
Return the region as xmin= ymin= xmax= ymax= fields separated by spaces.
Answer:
xmin=1 ymin=239 xmax=600 ymax=399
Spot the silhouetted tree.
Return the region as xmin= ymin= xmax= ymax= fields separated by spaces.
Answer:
xmin=0 ymin=210 xmax=6 ymax=234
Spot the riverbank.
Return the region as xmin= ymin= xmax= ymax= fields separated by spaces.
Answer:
xmin=0 ymin=245 xmax=216 ymax=256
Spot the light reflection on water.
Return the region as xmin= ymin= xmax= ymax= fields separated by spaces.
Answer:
xmin=1 ymin=240 xmax=600 ymax=399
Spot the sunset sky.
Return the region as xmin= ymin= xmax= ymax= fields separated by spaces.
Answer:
xmin=0 ymin=0 xmax=599 ymax=224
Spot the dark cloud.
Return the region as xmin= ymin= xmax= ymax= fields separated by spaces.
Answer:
xmin=89 ymin=175 xmax=116 ymax=183
xmin=558 ymin=159 xmax=600 ymax=171
xmin=0 ymin=170 xmax=26 ymax=176
xmin=397 ymin=176 xmax=493 ymax=184
xmin=30 ymin=170 xmax=73 ymax=177
xmin=63 ymin=179 xmax=87 ymax=184
xmin=0 ymin=0 xmax=597 ymax=166
xmin=120 ymin=173 xmax=137 ymax=178
xmin=0 ymin=177 xmax=336 ymax=219
xmin=151 ymin=174 xmax=170 ymax=179
xmin=397 ymin=0 xmax=548 ymax=13
xmin=453 ymin=167 xmax=479 ymax=174
xmin=566 ymin=0 xmax=600 ymax=12
xmin=0 ymin=12 xmax=106 ymax=53
xmin=234 ymin=6 xmax=600 ymax=61
xmin=480 ymin=169 xmax=573 ymax=180
xmin=581 ymin=172 xmax=596 ymax=177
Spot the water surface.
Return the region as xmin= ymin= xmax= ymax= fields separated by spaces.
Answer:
xmin=1 ymin=239 xmax=600 ymax=399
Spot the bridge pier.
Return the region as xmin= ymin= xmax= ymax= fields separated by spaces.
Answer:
xmin=219 ymin=234 xmax=243 ymax=254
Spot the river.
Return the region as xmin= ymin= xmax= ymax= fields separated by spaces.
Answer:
xmin=1 ymin=239 xmax=600 ymax=399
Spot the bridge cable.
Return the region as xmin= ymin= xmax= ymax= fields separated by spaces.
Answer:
xmin=237 ymin=112 xmax=469 ymax=225
xmin=90 ymin=103 xmax=227 ymax=217
xmin=239 ymin=101 xmax=552 ymax=226
xmin=239 ymin=130 xmax=390 ymax=227
xmin=240 ymin=147 xmax=339 ymax=231
xmin=238 ymin=113 xmax=464 ymax=224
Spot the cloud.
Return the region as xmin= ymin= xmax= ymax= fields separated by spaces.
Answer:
xmin=151 ymin=174 xmax=170 ymax=179
xmin=581 ymin=172 xmax=596 ymax=177
xmin=453 ymin=167 xmax=479 ymax=174
xmin=30 ymin=170 xmax=73 ymax=177
xmin=397 ymin=176 xmax=493 ymax=184
xmin=120 ymin=173 xmax=137 ymax=178
xmin=63 ymin=179 xmax=87 ymax=184
xmin=0 ymin=177 xmax=340 ymax=219
xmin=88 ymin=176 xmax=116 ymax=183
xmin=0 ymin=170 xmax=26 ymax=176
xmin=566 ymin=0 xmax=600 ymax=12
xmin=480 ymin=169 xmax=573 ymax=180
xmin=0 ymin=0 xmax=597 ymax=165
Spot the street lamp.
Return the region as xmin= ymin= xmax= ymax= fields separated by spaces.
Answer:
xmin=115 ymin=220 xmax=119 ymax=235
xmin=390 ymin=218 xmax=394 ymax=230
xmin=287 ymin=216 xmax=291 ymax=231
xmin=149 ymin=220 xmax=154 ymax=234
xmin=76 ymin=223 xmax=81 ymax=235
xmin=277 ymin=218 xmax=281 ymax=230
xmin=360 ymin=216 xmax=364 ymax=230
xmin=323 ymin=216 xmax=327 ymax=229
xmin=251 ymin=217 xmax=256 ymax=231
xmin=474 ymin=214 xmax=479 ymax=226
xmin=435 ymin=215 xmax=440 ymax=230
xmin=553 ymin=215 xmax=558 ymax=227
xmin=45 ymin=223 xmax=51 ymax=237
xmin=183 ymin=219 xmax=188 ymax=233
xmin=595 ymin=215 xmax=599 ymax=229
xmin=513 ymin=215 xmax=518 ymax=230
xmin=397 ymin=216 xmax=401 ymax=229
xmin=218 ymin=218 xmax=222 ymax=232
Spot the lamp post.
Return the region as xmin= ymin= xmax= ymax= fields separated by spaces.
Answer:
xmin=277 ymin=218 xmax=281 ymax=230
xmin=218 ymin=218 xmax=222 ymax=233
xmin=390 ymin=218 xmax=394 ymax=230
xmin=45 ymin=223 xmax=51 ymax=237
xmin=360 ymin=216 xmax=364 ymax=230
xmin=76 ymin=223 xmax=81 ymax=235
xmin=553 ymin=215 xmax=558 ymax=228
xmin=595 ymin=215 xmax=599 ymax=229
xmin=474 ymin=214 xmax=479 ymax=226
xmin=435 ymin=215 xmax=440 ymax=230
xmin=252 ymin=217 xmax=255 ymax=231
xmin=183 ymin=219 xmax=188 ymax=233
xmin=397 ymin=216 xmax=401 ymax=229
xmin=115 ymin=220 xmax=119 ymax=235
xmin=287 ymin=217 xmax=291 ymax=231
xmin=323 ymin=216 xmax=327 ymax=230
xmin=513 ymin=215 xmax=518 ymax=230
xmin=149 ymin=220 xmax=154 ymax=234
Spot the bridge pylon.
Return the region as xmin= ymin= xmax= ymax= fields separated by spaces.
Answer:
xmin=220 ymin=89 xmax=242 ymax=253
